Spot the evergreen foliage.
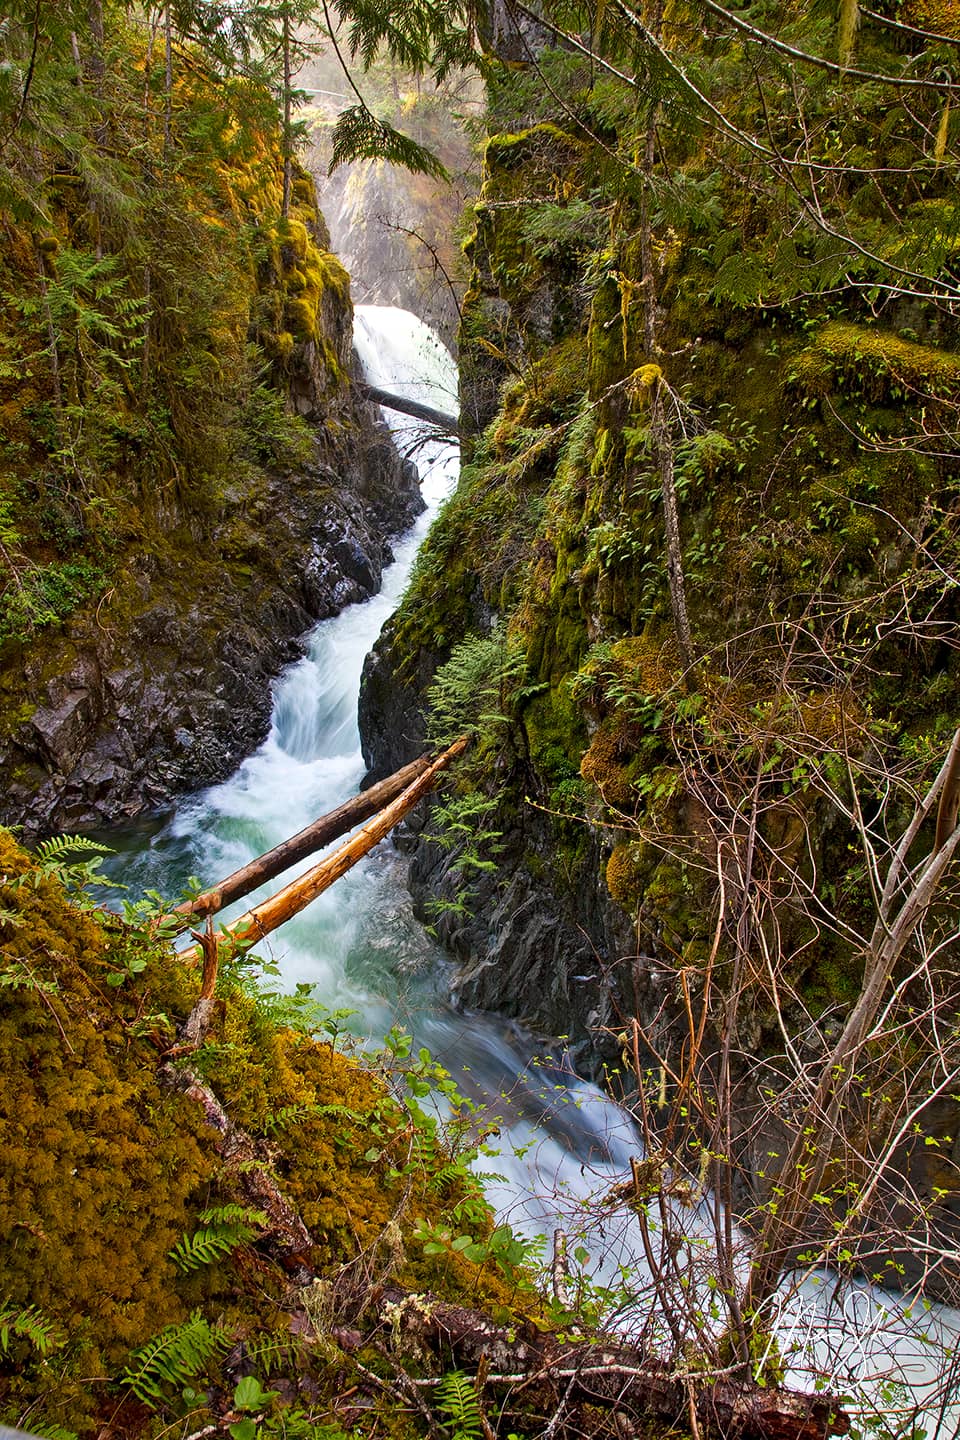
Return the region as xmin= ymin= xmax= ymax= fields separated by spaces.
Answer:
xmin=330 ymin=102 xmax=450 ymax=177
xmin=0 ymin=0 xmax=341 ymax=653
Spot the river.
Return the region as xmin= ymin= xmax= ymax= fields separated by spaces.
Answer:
xmin=102 ymin=305 xmax=959 ymax=1440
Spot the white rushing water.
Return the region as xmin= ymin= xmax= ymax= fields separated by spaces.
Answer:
xmin=105 ymin=306 xmax=959 ymax=1439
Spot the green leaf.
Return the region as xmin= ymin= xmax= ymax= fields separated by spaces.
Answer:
xmin=234 ymin=1374 xmax=279 ymax=1411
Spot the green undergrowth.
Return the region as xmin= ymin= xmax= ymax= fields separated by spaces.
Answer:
xmin=0 ymin=17 xmax=351 ymax=669
xmin=0 ymin=829 xmax=532 ymax=1438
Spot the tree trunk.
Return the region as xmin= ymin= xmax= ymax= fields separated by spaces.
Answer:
xmin=652 ymin=379 xmax=695 ymax=674
xmin=281 ymin=5 xmax=293 ymax=219
xmin=177 ymin=738 xmax=467 ymax=966
xmin=358 ymin=382 xmax=459 ymax=433
xmin=163 ymin=3 xmax=173 ymax=156
xmin=169 ymin=753 xmax=434 ymax=930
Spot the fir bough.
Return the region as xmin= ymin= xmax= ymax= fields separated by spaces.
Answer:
xmin=329 ymin=105 xmax=448 ymax=179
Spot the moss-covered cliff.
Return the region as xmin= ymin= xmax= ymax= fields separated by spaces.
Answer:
xmin=360 ymin=0 xmax=960 ymax=1300
xmin=0 ymin=11 xmax=422 ymax=836
xmin=0 ymin=829 xmax=528 ymax=1437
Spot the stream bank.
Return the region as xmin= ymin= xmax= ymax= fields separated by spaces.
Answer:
xmin=0 ymin=397 xmax=421 ymax=840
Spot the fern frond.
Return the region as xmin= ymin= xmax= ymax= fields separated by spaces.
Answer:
xmin=34 ymin=834 xmax=113 ymax=864
xmin=0 ymin=1302 xmax=64 ymax=1357
xmin=0 ymin=957 xmax=59 ymax=993
xmin=265 ymin=1101 xmax=361 ymax=1135
xmin=170 ymin=1228 xmax=242 ymax=1272
xmin=435 ymin=1369 xmax=484 ymax=1440
xmin=242 ymin=1332 xmax=304 ymax=1379
xmin=427 ymin=628 xmax=526 ymax=746
xmin=169 ymin=1206 xmax=267 ymax=1273
xmin=196 ymin=1203 xmax=267 ymax=1227
xmin=122 ymin=1311 xmax=228 ymax=1403
xmin=265 ymin=1101 xmax=323 ymax=1135
xmin=329 ymin=104 xmax=448 ymax=180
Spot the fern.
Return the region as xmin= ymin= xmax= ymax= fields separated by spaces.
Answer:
xmin=435 ymin=1370 xmax=484 ymax=1440
xmin=427 ymin=627 xmax=526 ymax=746
xmin=33 ymin=833 xmax=109 ymax=863
xmin=242 ymin=1331 xmax=305 ymax=1379
xmin=12 ymin=833 xmax=122 ymax=905
xmin=169 ymin=1205 xmax=267 ymax=1273
xmin=265 ymin=1101 xmax=363 ymax=1140
xmin=0 ymin=1302 xmax=64 ymax=1357
xmin=0 ymin=957 xmax=59 ymax=994
xmin=122 ymin=1311 xmax=229 ymax=1404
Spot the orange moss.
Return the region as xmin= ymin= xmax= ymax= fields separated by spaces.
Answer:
xmin=580 ymin=719 xmax=636 ymax=808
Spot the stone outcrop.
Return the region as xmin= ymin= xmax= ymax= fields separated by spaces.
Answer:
xmin=1 ymin=386 xmax=421 ymax=838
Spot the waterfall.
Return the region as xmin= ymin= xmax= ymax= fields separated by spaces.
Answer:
xmin=104 ymin=306 xmax=960 ymax=1438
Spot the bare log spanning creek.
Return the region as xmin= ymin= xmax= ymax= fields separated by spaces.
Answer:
xmin=102 ymin=307 xmax=960 ymax=1437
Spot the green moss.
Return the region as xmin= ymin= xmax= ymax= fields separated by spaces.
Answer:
xmin=580 ymin=718 xmax=636 ymax=809
xmin=484 ymin=123 xmax=584 ymax=170
xmin=605 ymin=841 xmax=653 ymax=911
xmin=791 ymin=322 xmax=960 ymax=400
xmin=0 ymin=831 xmax=212 ymax=1429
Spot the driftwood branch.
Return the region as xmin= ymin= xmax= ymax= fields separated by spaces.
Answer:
xmin=170 ymin=754 xmax=434 ymax=931
xmin=177 ymin=738 xmax=467 ymax=968
xmin=340 ymin=1285 xmax=850 ymax=1440
xmin=163 ymin=916 xmax=220 ymax=1058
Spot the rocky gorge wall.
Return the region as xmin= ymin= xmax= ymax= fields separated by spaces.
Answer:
xmin=359 ymin=1 xmax=960 ymax=1294
xmin=361 ymin=10 xmax=960 ymax=1068
xmin=1 ymin=388 xmax=421 ymax=837
xmin=0 ymin=30 xmax=425 ymax=838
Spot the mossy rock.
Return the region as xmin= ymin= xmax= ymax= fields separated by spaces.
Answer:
xmin=791 ymin=322 xmax=960 ymax=402
xmin=0 ymin=832 xmax=526 ymax=1433
xmin=605 ymin=839 xmax=659 ymax=912
xmin=580 ymin=717 xmax=636 ymax=810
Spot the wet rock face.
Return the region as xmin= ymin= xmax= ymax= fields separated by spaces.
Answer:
xmin=0 ymin=410 xmax=423 ymax=838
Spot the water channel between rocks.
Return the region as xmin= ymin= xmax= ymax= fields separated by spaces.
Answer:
xmin=102 ymin=306 xmax=960 ymax=1438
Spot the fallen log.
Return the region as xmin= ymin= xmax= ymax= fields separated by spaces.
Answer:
xmin=170 ymin=753 xmax=433 ymax=931
xmin=160 ymin=1061 xmax=314 ymax=1274
xmin=358 ymin=382 xmax=459 ymax=434
xmin=178 ymin=736 xmax=467 ymax=967
xmin=341 ymin=1285 xmax=850 ymax=1440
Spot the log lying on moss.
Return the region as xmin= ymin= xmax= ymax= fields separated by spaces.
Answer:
xmin=177 ymin=737 xmax=467 ymax=966
xmin=170 ymin=753 xmax=434 ymax=930
xmin=339 ymin=1286 xmax=851 ymax=1440
xmin=161 ymin=1062 xmax=314 ymax=1273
